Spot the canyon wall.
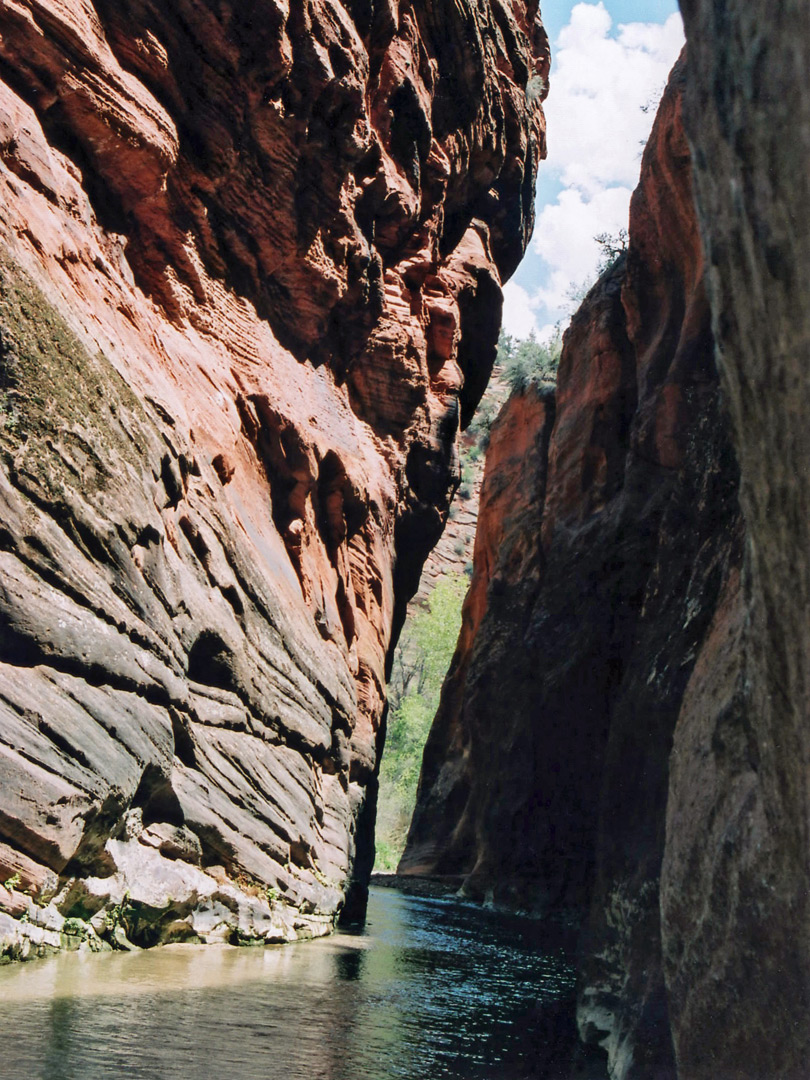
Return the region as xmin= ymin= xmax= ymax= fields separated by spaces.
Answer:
xmin=407 ymin=4 xmax=810 ymax=1071
xmin=662 ymin=2 xmax=810 ymax=1076
xmin=401 ymin=55 xmax=746 ymax=1077
xmin=0 ymin=0 xmax=547 ymax=955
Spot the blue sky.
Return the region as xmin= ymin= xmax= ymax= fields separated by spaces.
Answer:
xmin=540 ymin=0 xmax=680 ymax=41
xmin=503 ymin=1 xmax=684 ymax=339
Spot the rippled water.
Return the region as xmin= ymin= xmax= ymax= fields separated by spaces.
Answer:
xmin=0 ymin=887 xmax=577 ymax=1080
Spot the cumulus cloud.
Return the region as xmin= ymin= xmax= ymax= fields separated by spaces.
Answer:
xmin=532 ymin=185 xmax=633 ymax=311
xmin=502 ymin=3 xmax=684 ymax=338
xmin=502 ymin=282 xmax=540 ymax=339
xmin=546 ymin=5 xmax=685 ymax=195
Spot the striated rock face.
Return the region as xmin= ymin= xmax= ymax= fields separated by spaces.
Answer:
xmin=0 ymin=0 xmax=547 ymax=951
xmin=662 ymin=2 xmax=810 ymax=1075
xmin=402 ymin=55 xmax=746 ymax=1077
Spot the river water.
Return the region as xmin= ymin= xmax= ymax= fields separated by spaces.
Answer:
xmin=0 ymin=887 xmax=578 ymax=1080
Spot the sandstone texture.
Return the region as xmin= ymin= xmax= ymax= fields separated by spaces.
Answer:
xmin=0 ymin=0 xmax=547 ymax=954
xmin=661 ymin=2 xmax=810 ymax=1076
xmin=402 ymin=55 xmax=747 ymax=1078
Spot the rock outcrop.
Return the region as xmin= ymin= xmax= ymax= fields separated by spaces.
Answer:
xmin=402 ymin=54 xmax=747 ymax=1077
xmin=0 ymin=0 xmax=547 ymax=954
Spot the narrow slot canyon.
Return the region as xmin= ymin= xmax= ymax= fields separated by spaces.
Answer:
xmin=0 ymin=2 xmax=808 ymax=1079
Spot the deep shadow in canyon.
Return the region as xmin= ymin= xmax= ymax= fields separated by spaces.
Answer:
xmin=402 ymin=52 xmax=741 ymax=1079
xmin=403 ymin=3 xmax=810 ymax=1075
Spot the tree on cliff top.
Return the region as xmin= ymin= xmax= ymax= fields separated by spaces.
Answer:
xmin=499 ymin=327 xmax=562 ymax=393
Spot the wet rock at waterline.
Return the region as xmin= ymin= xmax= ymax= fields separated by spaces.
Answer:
xmin=0 ymin=0 xmax=547 ymax=956
xmin=402 ymin=53 xmax=746 ymax=1078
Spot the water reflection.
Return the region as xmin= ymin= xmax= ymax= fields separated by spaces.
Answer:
xmin=335 ymin=948 xmax=366 ymax=982
xmin=0 ymin=888 xmax=577 ymax=1080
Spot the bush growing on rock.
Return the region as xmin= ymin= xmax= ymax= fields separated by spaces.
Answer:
xmin=499 ymin=328 xmax=561 ymax=392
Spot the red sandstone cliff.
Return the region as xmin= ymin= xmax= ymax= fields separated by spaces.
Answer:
xmin=0 ymin=0 xmax=547 ymax=954
xmin=401 ymin=55 xmax=745 ymax=1077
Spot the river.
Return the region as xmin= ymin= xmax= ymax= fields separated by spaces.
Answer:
xmin=0 ymin=886 xmax=579 ymax=1079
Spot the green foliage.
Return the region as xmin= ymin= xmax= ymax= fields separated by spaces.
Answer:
xmin=565 ymin=278 xmax=593 ymax=311
xmin=498 ymin=327 xmax=562 ymax=393
xmin=107 ymin=890 xmax=133 ymax=941
xmin=3 ymin=873 xmax=21 ymax=891
xmin=0 ymin=254 xmax=140 ymax=446
xmin=467 ymin=396 xmax=499 ymax=453
xmin=594 ymin=228 xmax=628 ymax=275
xmin=63 ymin=917 xmax=89 ymax=937
xmin=375 ymin=574 xmax=467 ymax=870
xmin=374 ymin=837 xmax=399 ymax=872
xmin=312 ymin=867 xmax=338 ymax=889
xmin=0 ymin=252 xmax=151 ymax=510
xmin=561 ymin=230 xmax=629 ymax=319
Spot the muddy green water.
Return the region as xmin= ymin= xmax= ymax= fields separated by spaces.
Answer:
xmin=0 ymin=887 xmax=577 ymax=1079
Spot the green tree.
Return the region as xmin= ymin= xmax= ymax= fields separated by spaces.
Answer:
xmin=500 ymin=326 xmax=562 ymax=392
xmin=376 ymin=574 xmax=467 ymax=870
xmin=594 ymin=227 xmax=629 ymax=274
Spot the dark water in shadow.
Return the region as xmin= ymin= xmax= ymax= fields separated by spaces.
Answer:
xmin=0 ymin=887 xmax=578 ymax=1080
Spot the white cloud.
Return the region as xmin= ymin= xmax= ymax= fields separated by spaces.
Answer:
xmin=546 ymin=5 xmax=685 ymax=196
xmin=522 ymin=3 xmax=685 ymax=329
xmin=501 ymin=282 xmax=539 ymax=338
xmin=533 ymin=185 xmax=632 ymax=312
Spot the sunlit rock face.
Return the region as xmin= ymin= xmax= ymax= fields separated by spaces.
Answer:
xmin=402 ymin=55 xmax=752 ymax=1077
xmin=0 ymin=0 xmax=547 ymax=950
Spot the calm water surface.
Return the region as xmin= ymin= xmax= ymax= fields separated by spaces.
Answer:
xmin=0 ymin=887 xmax=576 ymax=1080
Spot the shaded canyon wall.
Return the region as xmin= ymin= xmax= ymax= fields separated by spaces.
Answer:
xmin=401 ymin=54 xmax=747 ymax=1078
xmin=406 ymin=3 xmax=810 ymax=1071
xmin=663 ymin=0 xmax=810 ymax=1075
xmin=0 ymin=0 xmax=548 ymax=954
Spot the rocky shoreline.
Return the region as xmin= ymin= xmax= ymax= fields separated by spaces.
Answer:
xmin=1 ymin=820 xmax=337 ymax=965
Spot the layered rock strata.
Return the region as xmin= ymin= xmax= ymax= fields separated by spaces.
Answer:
xmin=402 ymin=55 xmax=747 ymax=1077
xmin=0 ymin=0 xmax=547 ymax=955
